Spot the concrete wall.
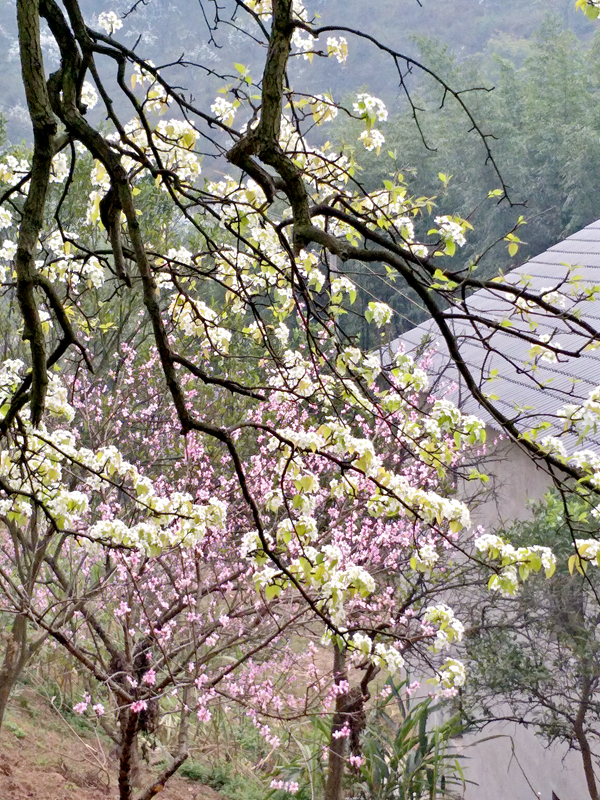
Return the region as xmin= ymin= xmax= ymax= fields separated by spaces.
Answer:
xmin=458 ymin=723 xmax=588 ymax=800
xmin=456 ymin=431 xmax=592 ymax=800
xmin=463 ymin=430 xmax=554 ymax=530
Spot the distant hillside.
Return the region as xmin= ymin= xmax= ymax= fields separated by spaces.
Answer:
xmin=0 ymin=687 xmax=220 ymax=800
xmin=0 ymin=0 xmax=592 ymax=141
xmin=322 ymin=0 xmax=589 ymax=55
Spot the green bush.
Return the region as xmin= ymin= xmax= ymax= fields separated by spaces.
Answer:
xmin=180 ymin=759 xmax=265 ymax=800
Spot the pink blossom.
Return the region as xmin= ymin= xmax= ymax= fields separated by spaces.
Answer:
xmin=269 ymin=779 xmax=299 ymax=795
xmin=331 ymin=679 xmax=350 ymax=696
xmin=114 ymin=601 xmax=131 ymax=618
xmin=73 ymin=693 xmax=90 ymax=714
xmin=348 ymin=754 xmax=364 ymax=768
xmin=142 ymin=668 xmax=156 ymax=686
xmin=332 ymin=723 xmax=351 ymax=739
xmin=196 ymin=706 xmax=212 ymax=723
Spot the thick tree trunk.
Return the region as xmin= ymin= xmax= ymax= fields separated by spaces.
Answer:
xmin=0 ymin=615 xmax=28 ymax=730
xmin=573 ymin=676 xmax=600 ymax=800
xmin=574 ymin=721 xmax=600 ymax=800
xmin=325 ymin=647 xmax=348 ymax=800
xmin=16 ymin=0 xmax=57 ymax=424
xmin=176 ymin=685 xmax=190 ymax=756
xmin=118 ymin=707 xmax=140 ymax=800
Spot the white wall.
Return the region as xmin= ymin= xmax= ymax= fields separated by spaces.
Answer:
xmin=457 ymin=430 xmax=591 ymax=800
xmin=462 ymin=430 xmax=553 ymax=531
xmin=459 ymin=723 xmax=587 ymax=800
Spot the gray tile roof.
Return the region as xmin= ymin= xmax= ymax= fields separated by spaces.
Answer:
xmin=391 ymin=219 xmax=600 ymax=452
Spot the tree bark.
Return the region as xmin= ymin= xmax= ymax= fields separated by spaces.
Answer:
xmin=325 ymin=647 xmax=348 ymax=800
xmin=0 ymin=615 xmax=28 ymax=730
xmin=176 ymin=685 xmax=190 ymax=757
xmin=16 ymin=0 xmax=57 ymax=424
xmin=136 ymin=753 xmax=187 ymax=800
xmin=118 ymin=708 xmax=140 ymax=800
xmin=574 ymin=720 xmax=600 ymax=800
xmin=573 ymin=676 xmax=600 ymax=800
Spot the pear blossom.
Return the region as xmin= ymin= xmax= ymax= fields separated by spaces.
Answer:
xmin=359 ymin=129 xmax=386 ymax=152
xmin=97 ymin=10 xmax=123 ymax=34
xmin=327 ymin=36 xmax=348 ymax=64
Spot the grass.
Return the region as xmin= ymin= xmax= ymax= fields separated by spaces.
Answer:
xmin=5 ymin=720 xmax=27 ymax=739
xmin=180 ymin=759 xmax=266 ymax=800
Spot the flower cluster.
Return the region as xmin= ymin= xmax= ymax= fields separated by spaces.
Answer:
xmin=424 ymin=604 xmax=465 ymax=651
xmin=169 ymin=294 xmax=232 ymax=356
xmin=575 ymin=539 xmax=600 ymax=566
xmin=327 ymin=36 xmax=349 ymax=64
xmin=50 ymin=152 xmax=69 ymax=183
xmin=432 ymin=215 xmax=468 ymax=255
xmin=81 ymin=80 xmax=98 ymax=110
xmin=270 ymin=779 xmax=299 ymax=795
xmin=353 ymin=93 xmax=388 ymax=152
xmin=73 ymin=694 xmax=105 ymax=717
xmin=211 ymin=96 xmax=238 ymax=126
xmin=310 ymin=94 xmax=339 ymax=125
xmin=433 ymin=658 xmax=466 ymax=697
xmin=475 ymin=533 xmax=556 ymax=596
xmin=353 ymin=93 xmax=388 ymax=124
xmin=0 ymin=155 xmax=30 ymax=185
xmin=359 ymin=129 xmax=386 ymax=153
xmin=97 ymin=10 xmax=122 ymax=34
xmin=559 ymin=385 xmax=600 ymax=435
xmin=0 ymin=360 xmax=227 ymax=552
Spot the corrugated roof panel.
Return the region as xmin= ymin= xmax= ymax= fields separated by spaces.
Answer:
xmin=563 ymin=228 xmax=600 ymax=241
xmin=548 ymin=240 xmax=600 ymax=254
xmin=394 ymin=219 xmax=600 ymax=453
xmin=524 ymin=253 xmax=600 ymax=267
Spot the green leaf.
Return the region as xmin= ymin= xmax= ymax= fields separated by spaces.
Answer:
xmin=569 ymin=554 xmax=583 ymax=575
xmin=265 ymin=584 xmax=281 ymax=601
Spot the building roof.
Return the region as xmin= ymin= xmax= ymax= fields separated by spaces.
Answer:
xmin=391 ymin=219 xmax=600 ymax=452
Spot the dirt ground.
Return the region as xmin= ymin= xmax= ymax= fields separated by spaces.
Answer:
xmin=0 ymin=690 xmax=223 ymax=800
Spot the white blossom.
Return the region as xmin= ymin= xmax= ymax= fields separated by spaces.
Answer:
xmin=366 ymin=301 xmax=393 ymax=327
xmin=81 ymin=81 xmax=98 ymax=110
xmin=326 ymin=37 xmax=348 ymax=64
xmin=435 ymin=215 xmax=467 ymax=248
xmin=210 ymin=97 xmax=237 ymax=126
xmin=50 ymin=153 xmax=69 ymax=183
xmin=0 ymin=208 xmax=12 ymax=229
xmin=0 ymin=239 xmax=17 ymax=261
xmin=434 ymin=658 xmax=466 ymax=696
xmin=353 ymin=93 xmax=388 ymax=123
xmin=359 ymin=129 xmax=385 ymax=152
xmin=97 ymin=10 xmax=123 ymax=34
